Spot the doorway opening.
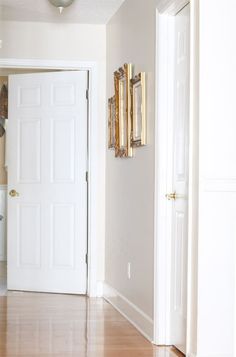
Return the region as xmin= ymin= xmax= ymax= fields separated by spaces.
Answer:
xmin=0 ymin=60 xmax=99 ymax=297
xmin=154 ymin=2 xmax=190 ymax=355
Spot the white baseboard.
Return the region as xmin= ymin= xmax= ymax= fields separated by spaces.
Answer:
xmin=103 ymin=283 xmax=153 ymax=342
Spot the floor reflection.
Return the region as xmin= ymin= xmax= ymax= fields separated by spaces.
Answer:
xmin=0 ymin=292 xmax=182 ymax=356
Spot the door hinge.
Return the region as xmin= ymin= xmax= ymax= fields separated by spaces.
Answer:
xmin=86 ymin=171 xmax=88 ymax=182
xmin=86 ymin=89 xmax=89 ymax=100
xmin=85 ymin=253 xmax=88 ymax=264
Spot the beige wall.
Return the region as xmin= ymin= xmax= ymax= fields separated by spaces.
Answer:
xmin=0 ymin=76 xmax=7 ymax=185
xmin=0 ymin=21 xmax=106 ymax=283
xmin=105 ymin=0 xmax=156 ymax=325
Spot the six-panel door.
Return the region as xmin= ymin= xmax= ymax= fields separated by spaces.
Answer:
xmin=7 ymin=71 xmax=88 ymax=294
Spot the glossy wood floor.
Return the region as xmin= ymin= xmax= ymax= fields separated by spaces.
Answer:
xmin=0 ymin=265 xmax=182 ymax=357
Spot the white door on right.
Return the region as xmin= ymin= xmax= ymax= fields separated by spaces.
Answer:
xmin=170 ymin=4 xmax=190 ymax=355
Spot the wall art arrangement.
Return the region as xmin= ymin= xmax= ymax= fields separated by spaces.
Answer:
xmin=108 ymin=63 xmax=146 ymax=158
xmin=0 ymin=83 xmax=8 ymax=138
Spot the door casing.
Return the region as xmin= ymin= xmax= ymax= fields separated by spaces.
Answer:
xmin=154 ymin=1 xmax=199 ymax=355
xmin=0 ymin=58 xmax=102 ymax=297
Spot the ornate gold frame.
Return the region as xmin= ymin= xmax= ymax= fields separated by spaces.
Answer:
xmin=114 ymin=63 xmax=133 ymax=158
xmin=130 ymin=72 xmax=146 ymax=147
xmin=0 ymin=84 xmax=8 ymax=119
xmin=108 ymin=95 xmax=116 ymax=149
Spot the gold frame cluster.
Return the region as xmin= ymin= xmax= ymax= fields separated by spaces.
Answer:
xmin=108 ymin=63 xmax=146 ymax=158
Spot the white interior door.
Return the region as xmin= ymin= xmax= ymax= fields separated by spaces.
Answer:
xmin=7 ymin=71 xmax=88 ymax=294
xmin=169 ymin=4 xmax=190 ymax=354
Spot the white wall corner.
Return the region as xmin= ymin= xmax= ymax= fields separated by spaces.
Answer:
xmin=103 ymin=283 xmax=154 ymax=342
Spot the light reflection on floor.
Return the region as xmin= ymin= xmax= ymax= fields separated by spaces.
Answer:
xmin=0 ymin=264 xmax=183 ymax=357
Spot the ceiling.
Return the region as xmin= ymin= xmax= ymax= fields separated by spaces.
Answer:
xmin=0 ymin=0 xmax=126 ymax=24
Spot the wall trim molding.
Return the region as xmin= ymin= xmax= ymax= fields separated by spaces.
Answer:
xmin=154 ymin=10 xmax=174 ymax=346
xmin=103 ymin=283 xmax=153 ymax=342
xmin=0 ymin=186 xmax=7 ymax=262
xmin=0 ymin=58 xmax=101 ymax=297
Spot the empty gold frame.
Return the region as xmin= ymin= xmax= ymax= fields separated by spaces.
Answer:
xmin=114 ymin=63 xmax=133 ymax=158
xmin=131 ymin=73 xmax=146 ymax=147
xmin=108 ymin=96 xmax=116 ymax=149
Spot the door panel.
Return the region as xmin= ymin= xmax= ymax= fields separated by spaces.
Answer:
xmin=18 ymin=118 xmax=41 ymax=183
xmin=170 ymin=4 xmax=190 ymax=354
xmin=0 ymin=188 xmax=7 ymax=261
xmin=51 ymin=204 xmax=75 ymax=268
xmin=8 ymin=71 xmax=88 ymax=294
xmin=51 ymin=116 xmax=75 ymax=183
xmin=173 ymin=210 xmax=184 ymax=312
xmin=17 ymin=203 xmax=41 ymax=268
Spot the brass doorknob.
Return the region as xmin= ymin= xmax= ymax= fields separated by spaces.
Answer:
xmin=165 ymin=192 xmax=177 ymax=201
xmin=9 ymin=189 xmax=20 ymax=197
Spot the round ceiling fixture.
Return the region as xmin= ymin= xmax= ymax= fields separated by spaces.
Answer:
xmin=48 ymin=0 xmax=75 ymax=14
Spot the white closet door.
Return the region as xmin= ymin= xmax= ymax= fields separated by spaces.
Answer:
xmin=8 ymin=71 xmax=88 ymax=294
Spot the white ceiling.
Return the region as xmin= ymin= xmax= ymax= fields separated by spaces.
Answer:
xmin=0 ymin=0 xmax=126 ymax=24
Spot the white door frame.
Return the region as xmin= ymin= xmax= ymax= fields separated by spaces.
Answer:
xmin=0 ymin=58 xmax=101 ymax=297
xmin=154 ymin=0 xmax=199 ymax=355
xmin=0 ymin=184 xmax=7 ymax=262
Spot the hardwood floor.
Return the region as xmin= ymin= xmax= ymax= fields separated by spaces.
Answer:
xmin=0 ymin=291 xmax=183 ymax=357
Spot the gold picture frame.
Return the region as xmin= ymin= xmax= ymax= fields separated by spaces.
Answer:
xmin=131 ymin=73 xmax=146 ymax=147
xmin=114 ymin=63 xmax=133 ymax=158
xmin=0 ymin=84 xmax=8 ymax=120
xmin=108 ymin=95 xmax=116 ymax=149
